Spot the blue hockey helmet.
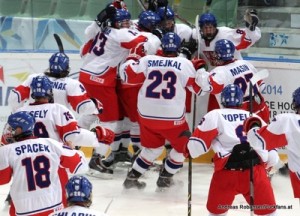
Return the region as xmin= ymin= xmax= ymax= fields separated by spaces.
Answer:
xmin=30 ymin=76 xmax=53 ymax=100
xmin=156 ymin=6 xmax=175 ymax=32
xmin=2 ymin=111 xmax=35 ymax=143
xmin=156 ymin=6 xmax=175 ymax=21
xmin=215 ymin=39 xmax=236 ymax=61
xmin=221 ymin=84 xmax=244 ymax=108
xmin=199 ymin=13 xmax=217 ymax=28
xmin=161 ymin=32 xmax=181 ymax=53
xmin=49 ymin=52 xmax=69 ymax=76
xmin=112 ymin=8 xmax=131 ymax=28
xmin=138 ymin=10 xmax=161 ymax=32
xmin=66 ymin=175 xmax=93 ymax=205
xmin=292 ymin=87 xmax=300 ymax=111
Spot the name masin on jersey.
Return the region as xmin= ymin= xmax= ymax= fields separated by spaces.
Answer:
xmin=148 ymin=59 xmax=182 ymax=70
xmin=15 ymin=143 xmax=50 ymax=155
xmin=230 ymin=64 xmax=250 ymax=76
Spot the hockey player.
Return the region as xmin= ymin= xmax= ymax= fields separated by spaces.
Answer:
xmin=155 ymin=6 xmax=193 ymax=42
xmin=196 ymin=39 xmax=270 ymax=123
xmin=7 ymin=52 xmax=103 ymax=130
xmin=185 ymin=84 xmax=279 ymax=216
xmin=193 ymin=11 xmax=261 ymax=69
xmin=0 ymin=111 xmax=89 ymax=216
xmin=49 ymin=175 xmax=109 ymax=216
xmin=79 ymin=6 xmax=148 ymax=177
xmin=189 ymin=10 xmax=261 ymax=113
xmin=12 ymin=75 xmax=114 ymax=206
xmin=246 ymin=86 xmax=300 ymax=200
xmin=120 ymin=32 xmax=202 ymax=189
xmin=14 ymin=76 xmax=114 ymax=150
xmin=102 ymin=10 xmax=162 ymax=169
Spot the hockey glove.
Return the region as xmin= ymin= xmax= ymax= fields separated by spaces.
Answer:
xmin=95 ymin=4 xmax=116 ymax=27
xmin=112 ymin=0 xmax=127 ymax=9
xmin=191 ymin=57 xmax=207 ymax=70
xmin=243 ymin=116 xmax=262 ymax=133
xmin=152 ymin=28 xmax=165 ymax=40
xmin=90 ymin=98 xmax=103 ymax=114
xmin=244 ymin=9 xmax=259 ymax=31
xmin=148 ymin=0 xmax=169 ymax=11
xmin=92 ymin=126 xmax=115 ymax=144
xmin=179 ymin=38 xmax=198 ymax=60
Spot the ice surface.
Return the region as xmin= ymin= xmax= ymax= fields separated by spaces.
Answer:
xmin=0 ymin=163 xmax=299 ymax=216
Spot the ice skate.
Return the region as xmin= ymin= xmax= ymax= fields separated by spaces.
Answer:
xmin=156 ymin=168 xmax=174 ymax=192
xmin=87 ymin=153 xmax=113 ymax=179
xmin=123 ymin=169 xmax=146 ymax=189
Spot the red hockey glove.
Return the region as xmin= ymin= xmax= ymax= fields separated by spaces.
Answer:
xmin=243 ymin=116 xmax=262 ymax=133
xmin=126 ymin=43 xmax=146 ymax=61
xmin=191 ymin=57 xmax=207 ymax=70
xmin=92 ymin=126 xmax=115 ymax=144
xmin=90 ymin=98 xmax=103 ymax=114
xmin=112 ymin=0 xmax=127 ymax=9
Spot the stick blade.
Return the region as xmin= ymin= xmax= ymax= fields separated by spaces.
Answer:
xmin=53 ymin=33 xmax=64 ymax=53
xmin=250 ymin=69 xmax=269 ymax=85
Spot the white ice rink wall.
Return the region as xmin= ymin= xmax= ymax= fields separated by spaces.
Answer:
xmin=0 ymin=53 xmax=299 ymax=162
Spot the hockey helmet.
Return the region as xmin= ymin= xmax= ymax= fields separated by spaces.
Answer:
xmin=292 ymin=87 xmax=300 ymax=111
xmin=156 ymin=6 xmax=175 ymax=32
xmin=199 ymin=13 xmax=217 ymax=28
xmin=161 ymin=32 xmax=181 ymax=53
xmin=111 ymin=8 xmax=131 ymax=29
xmin=30 ymin=76 xmax=53 ymax=100
xmin=66 ymin=175 xmax=93 ymax=206
xmin=221 ymin=84 xmax=244 ymax=108
xmin=215 ymin=39 xmax=235 ymax=61
xmin=2 ymin=111 xmax=35 ymax=143
xmin=49 ymin=52 xmax=70 ymax=76
xmin=138 ymin=10 xmax=161 ymax=32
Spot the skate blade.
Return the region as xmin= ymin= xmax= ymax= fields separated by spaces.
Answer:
xmin=86 ymin=169 xmax=113 ymax=180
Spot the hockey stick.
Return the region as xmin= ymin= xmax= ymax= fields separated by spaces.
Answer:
xmin=104 ymin=198 xmax=114 ymax=214
xmin=136 ymin=0 xmax=195 ymax=28
xmin=249 ymin=69 xmax=269 ymax=115
xmin=195 ymin=15 xmax=200 ymax=58
xmin=53 ymin=33 xmax=64 ymax=53
xmin=248 ymin=69 xmax=269 ymax=216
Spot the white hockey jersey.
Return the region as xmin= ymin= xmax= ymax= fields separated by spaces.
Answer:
xmin=80 ymin=26 xmax=147 ymax=87
xmin=120 ymin=55 xmax=201 ymax=128
xmin=49 ymin=205 xmax=109 ymax=216
xmin=187 ymin=108 xmax=274 ymax=171
xmin=0 ymin=137 xmax=88 ymax=215
xmin=8 ymin=73 xmax=99 ymax=115
xmin=192 ymin=26 xmax=261 ymax=68
xmin=197 ymin=59 xmax=263 ymax=106
xmin=15 ymin=102 xmax=108 ymax=152
xmin=248 ymin=113 xmax=299 ymax=174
